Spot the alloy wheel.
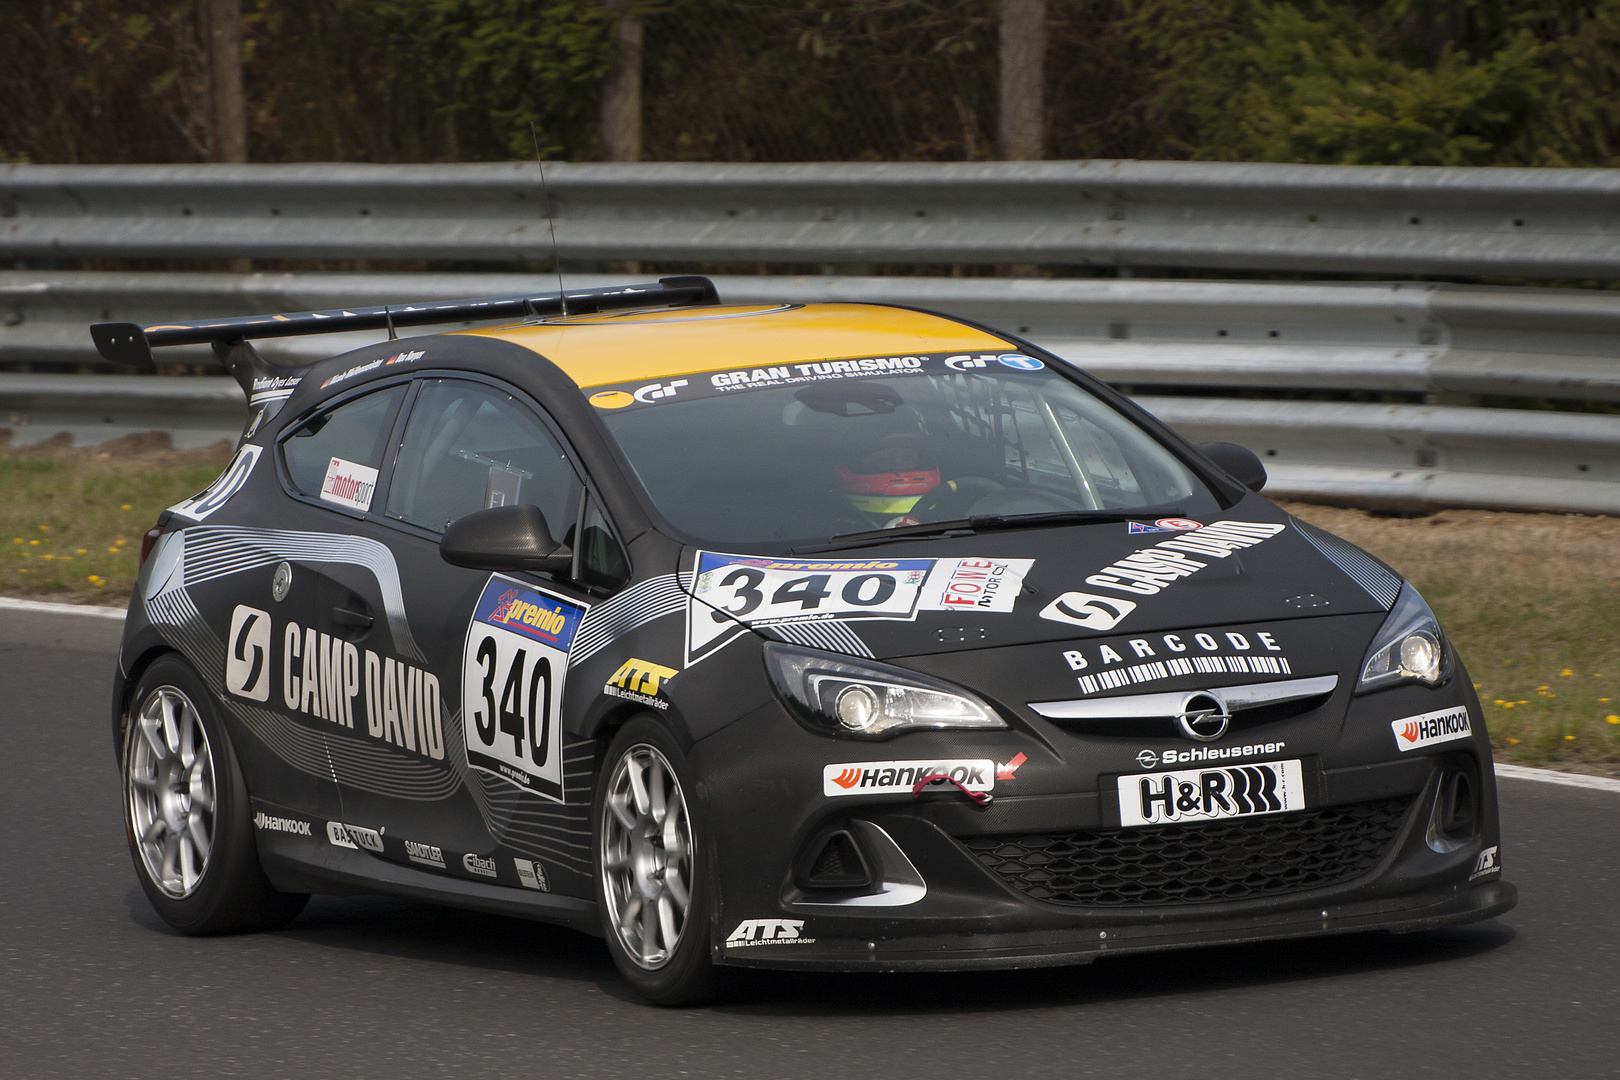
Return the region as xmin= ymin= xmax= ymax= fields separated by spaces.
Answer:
xmin=127 ymin=685 xmax=217 ymax=899
xmin=600 ymin=743 xmax=693 ymax=970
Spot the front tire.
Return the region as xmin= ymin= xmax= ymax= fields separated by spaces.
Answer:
xmin=123 ymin=657 xmax=307 ymax=934
xmin=593 ymin=717 xmax=720 ymax=1006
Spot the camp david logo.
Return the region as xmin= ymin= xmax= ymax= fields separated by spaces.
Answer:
xmin=1039 ymin=591 xmax=1137 ymax=632
xmin=726 ymin=919 xmax=813 ymax=947
xmin=1391 ymin=706 xmax=1472 ymax=751
xmin=225 ymin=604 xmax=272 ymax=701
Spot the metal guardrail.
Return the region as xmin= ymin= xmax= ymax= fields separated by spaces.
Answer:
xmin=7 ymin=161 xmax=1620 ymax=275
xmin=6 ymin=271 xmax=1620 ymax=401
xmin=1 ymin=269 xmax=1616 ymax=514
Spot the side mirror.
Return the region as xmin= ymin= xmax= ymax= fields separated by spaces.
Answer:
xmin=1196 ymin=441 xmax=1267 ymax=493
xmin=440 ymin=504 xmax=573 ymax=574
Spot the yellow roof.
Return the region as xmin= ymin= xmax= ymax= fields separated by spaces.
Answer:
xmin=457 ymin=302 xmax=1011 ymax=389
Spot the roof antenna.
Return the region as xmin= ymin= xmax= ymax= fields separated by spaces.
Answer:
xmin=531 ymin=122 xmax=568 ymax=318
xmin=384 ymin=304 xmax=398 ymax=341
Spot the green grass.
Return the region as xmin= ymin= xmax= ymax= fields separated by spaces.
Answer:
xmin=0 ymin=441 xmax=230 ymax=602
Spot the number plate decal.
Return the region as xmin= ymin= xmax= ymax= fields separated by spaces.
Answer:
xmin=462 ymin=577 xmax=588 ymax=801
xmin=1117 ymin=759 xmax=1306 ymax=827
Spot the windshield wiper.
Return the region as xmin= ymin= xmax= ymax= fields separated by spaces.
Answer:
xmin=793 ymin=509 xmax=1179 ymax=554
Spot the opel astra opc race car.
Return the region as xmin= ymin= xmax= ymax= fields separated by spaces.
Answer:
xmin=94 ymin=277 xmax=1515 ymax=1005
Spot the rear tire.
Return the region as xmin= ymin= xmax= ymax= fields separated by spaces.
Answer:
xmin=123 ymin=656 xmax=308 ymax=934
xmin=593 ymin=717 xmax=723 ymax=1006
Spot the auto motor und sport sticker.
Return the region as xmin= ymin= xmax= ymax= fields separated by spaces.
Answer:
xmin=1118 ymin=758 xmax=1306 ymax=827
xmin=319 ymin=456 xmax=379 ymax=512
xmin=461 ymin=576 xmax=589 ymax=802
xmin=1391 ymin=706 xmax=1472 ymax=751
xmin=687 ymin=552 xmax=1034 ymax=662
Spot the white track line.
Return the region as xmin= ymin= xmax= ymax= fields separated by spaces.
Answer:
xmin=4 ymin=593 xmax=1618 ymax=793
xmin=0 ymin=596 xmax=127 ymax=621
xmin=1495 ymin=763 xmax=1620 ymax=794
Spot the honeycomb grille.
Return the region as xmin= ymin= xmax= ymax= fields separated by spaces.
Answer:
xmin=961 ymin=798 xmax=1413 ymax=907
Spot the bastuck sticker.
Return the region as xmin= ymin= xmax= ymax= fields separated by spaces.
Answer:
xmin=319 ymin=456 xmax=379 ymax=512
xmin=461 ymin=577 xmax=588 ymax=801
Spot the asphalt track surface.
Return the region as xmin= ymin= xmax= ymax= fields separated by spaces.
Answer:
xmin=3 ymin=608 xmax=1617 ymax=1080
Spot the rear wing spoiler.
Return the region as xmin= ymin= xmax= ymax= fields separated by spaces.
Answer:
xmin=89 ymin=276 xmax=721 ymax=372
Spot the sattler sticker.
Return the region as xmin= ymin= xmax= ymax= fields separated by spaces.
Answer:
xmin=461 ymin=577 xmax=588 ymax=801
xmin=319 ymin=456 xmax=379 ymax=512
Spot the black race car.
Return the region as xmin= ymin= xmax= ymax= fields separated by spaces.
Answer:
xmin=96 ymin=278 xmax=1514 ymax=1004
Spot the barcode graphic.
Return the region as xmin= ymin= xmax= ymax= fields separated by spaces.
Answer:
xmin=1076 ymin=654 xmax=1291 ymax=695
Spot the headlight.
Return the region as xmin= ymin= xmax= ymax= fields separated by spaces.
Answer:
xmin=1355 ymin=583 xmax=1452 ymax=693
xmin=762 ymin=643 xmax=1007 ymax=739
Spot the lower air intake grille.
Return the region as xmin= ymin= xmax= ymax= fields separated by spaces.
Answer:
xmin=961 ymin=797 xmax=1413 ymax=907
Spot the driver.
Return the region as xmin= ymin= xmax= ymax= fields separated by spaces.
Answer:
xmin=835 ymin=433 xmax=941 ymax=530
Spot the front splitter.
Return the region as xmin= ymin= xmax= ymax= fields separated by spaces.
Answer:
xmin=717 ymin=879 xmax=1515 ymax=972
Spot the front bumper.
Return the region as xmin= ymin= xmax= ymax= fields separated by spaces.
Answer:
xmin=694 ymin=682 xmax=1512 ymax=972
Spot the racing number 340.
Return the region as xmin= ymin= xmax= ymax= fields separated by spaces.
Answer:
xmin=711 ymin=569 xmax=896 ymax=622
xmin=470 ymin=636 xmax=552 ymax=767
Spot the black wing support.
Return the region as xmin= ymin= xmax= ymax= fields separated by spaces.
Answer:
xmin=89 ymin=276 xmax=722 ymax=372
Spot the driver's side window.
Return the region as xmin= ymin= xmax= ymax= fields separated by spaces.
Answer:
xmin=386 ymin=379 xmax=579 ymax=537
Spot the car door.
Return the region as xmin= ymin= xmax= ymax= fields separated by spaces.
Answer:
xmin=232 ymin=382 xmax=408 ymax=848
xmin=320 ymin=376 xmax=597 ymax=890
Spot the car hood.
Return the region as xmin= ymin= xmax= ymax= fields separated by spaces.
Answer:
xmin=679 ymin=501 xmax=1402 ymax=662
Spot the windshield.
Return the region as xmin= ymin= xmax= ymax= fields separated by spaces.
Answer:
xmin=593 ymin=352 xmax=1222 ymax=549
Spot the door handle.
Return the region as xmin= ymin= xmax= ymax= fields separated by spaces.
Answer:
xmin=332 ymin=606 xmax=374 ymax=629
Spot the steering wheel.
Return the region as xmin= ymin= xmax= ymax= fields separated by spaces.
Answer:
xmin=966 ymin=485 xmax=1087 ymax=516
xmin=909 ymin=477 xmax=1003 ymax=520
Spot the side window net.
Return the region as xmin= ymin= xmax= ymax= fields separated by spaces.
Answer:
xmin=386 ymin=379 xmax=579 ymax=536
xmin=282 ymin=385 xmax=406 ymax=504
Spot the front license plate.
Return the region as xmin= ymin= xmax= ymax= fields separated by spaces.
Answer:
xmin=1117 ymin=759 xmax=1306 ymax=827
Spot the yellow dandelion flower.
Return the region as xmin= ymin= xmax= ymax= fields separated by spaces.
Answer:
xmin=1507 ymin=737 xmax=1520 ymax=744
xmin=1538 ymin=685 xmax=1549 ymax=691
xmin=1560 ymin=669 xmax=1573 ymax=677
xmin=87 ymin=575 xmax=101 ymax=583
xmin=36 ymin=525 xmax=47 ymax=532
xmin=10 ymin=538 xmax=20 ymax=544
xmin=1602 ymin=698 xmax=1611 ymax=704
xmin=107 ymin=547 xmax=119 ymax=554
xmin=76 ymin=548 xmax=86 ymax=555
xmin=120 ymin=504 xmax=131 ymax=511
xmin=38 ymin=554 xmax=52 ymax=561
xmin=1607 ymin=716 xmax=1619 ymax=724
xmin=28 ymin=539 xmax=38 ymax=546
xmin=1503 ymin=702 xmax=1516 ymax=708
xmin=1565 ymin=734 xmax=1576 ymax=740
xmin=1493 ymin=699 xmax=1505 ymax=705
